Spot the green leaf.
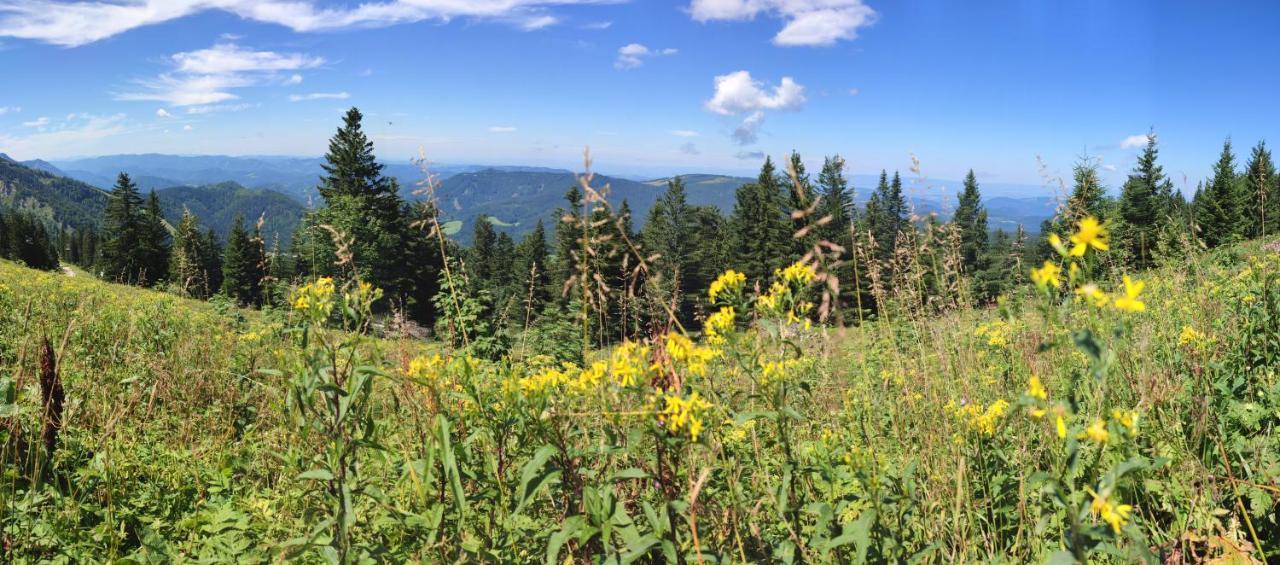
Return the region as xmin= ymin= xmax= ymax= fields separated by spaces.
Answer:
xmin=298 ymin=469 xmax=334 ymax=481
xmin=514 ymin=445 xmax=560 ymax=515
xmin=610 ymin=468 xmax=648 ymax=481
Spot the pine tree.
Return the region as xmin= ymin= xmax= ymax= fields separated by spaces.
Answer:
xmin=1066 ymin=159 xmax=1108 ymax=224
xmin=514 ymin=219 xmax=552 ymax=317
xmin=1243 ymin=140 xmax=1278 ymax=239
xmin=469 ymin=216 xmax=498 ymax=289
xmin=1118 ymin=132 xmax=1174 ymax=267
xmin=1199 ymin=139 xmax=1244 ymax=248
xmin=867 ymin=170 xmax=909 ymax=268
xmin=785 ymin=151 xmax=818 ymax=255
xmin=169 ymin=209 xmax=209 ymax=298
xmin=815 ymin=155 xmax=854 ymax=247
xmin=138 ymin=191 xmax=171 ymax=287
xmin=730 ymin=156 xmax=791 ymax=284
xmin=552 ymin=185 xmax=584 ymax=301
xmin=102 ymin=172 xmax=147 ymax=283
xmin=310 ymin=107 xmax=413 ymax=304
xmin=974 ymin=229 xmax=1015 ymax=301
xmin=221 ymin=215 xmax=264 ymax=307
xmin=201 ymin=228 xmax=224 ymax=296
xmin=952 ymin=169 xmax=988 ymax=273
xmin=641 ymin=177 xmax=700 ymax=325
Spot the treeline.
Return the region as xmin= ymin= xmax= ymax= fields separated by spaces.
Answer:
xmin=6 ymin=111 xmax=1276 ymax=360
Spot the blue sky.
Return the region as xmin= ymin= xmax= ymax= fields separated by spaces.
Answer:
xmin=1 ymin=1 xmax=1279 ymax=191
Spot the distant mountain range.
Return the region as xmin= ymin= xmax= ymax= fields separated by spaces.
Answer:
xmin=3 ymin=152 xmax=1059 ymax=247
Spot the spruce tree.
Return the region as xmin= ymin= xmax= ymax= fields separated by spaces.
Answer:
xmin=102 ymin=172 xmax=146 ymax=284
xmin=514 ymin=219 xmax=551 ymax=316
xmin=1243 ymin=140 xmax=1278 ymax=239
xmin=469 ymin=216 xmax=498 ymax=289
xmin=952 ymin=169 xmax=988 ymax=273
xmin=169 ymin=209 xmax=209 ymax=298
xmin=730 ymin=156 xmax=791 ymax=284
xmin=139 ymin=191 xmax=171 ymax=287
xmin=641 ymin=177 xmax=700 ymax=324
xmin=1118 ymin=132 xmax=1174 ymax=267
xmin=1199 ymin=139 xmax=1244 ymax=248
xmin=201 ymin=228 xmax=224 ymax=296
xmin=221 ymin=215 xmax=264 ymax=307
xmin=786 ymin=151 xmax=818 ymax=255
xmin=815 ymin=155 xmax=854 ymax=247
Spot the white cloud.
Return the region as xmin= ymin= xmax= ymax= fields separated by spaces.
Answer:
xmin=1120 ymin=134 xmax=1150 ymax=150
xmin=22 ymin=116 xmax=49 ymax=127
xmin=735 ymin=150 xmax=765 ymax=160
xmin=679 ymin=141 xmax=700 ymax=155
xmin=118 ymin=42 xmax=325 ymax=106
xmin=670 ymin=129 xmax=699 ymax=137
xmin=0 ymin=1 xmax=599 ymax=47
xmin=289 ymin=92 xmax=350 ymax=102
xmin=488 ymin=126 xmax=516 ymax=133
xmin=581 ymin=20 xmax=612 ymax=30
xmin=183 ymin=124 xmax=192 ymax=131
xmin=0 ymin=112 xmax=128 ymax=159
xmin=731 ymin=110 xmax=764 ymax=145
xmin=285 ymin=73 xmax=304 ymax=85
xmin=0 ymin=105 xmax=19 ymax=114
xmin=155 ymin=108 xmax=172 ymax=118
xmin=848 ymin=87 xmax=860 ymax=96
xmin=186 ymin=103 xmax=253 ymax=114
xmin=615 ymin=43 xmax=678 ymax=69
xmin=705 ymin=70 xmax=805 ymax=115
xmin=1102 ymin=164 xmax=1118 ymax=172
xmin=689 ymin=0 xmax=877 ymax=47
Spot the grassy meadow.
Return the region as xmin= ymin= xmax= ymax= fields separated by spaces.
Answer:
xmin=1 ymin=224 xmax=1278 ymax=562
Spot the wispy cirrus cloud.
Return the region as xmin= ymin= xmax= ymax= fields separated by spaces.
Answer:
xmin=615 ymin=43 xmax=677 ymax=69
xmin=22 ymin=116 xmax=49 ymax=127
xmin=488 ymin=125 xmax=516 ymax=133
xmin=0 ymin=112 xmax=129 ymax=159
xmin=117 ymin=42 xmax=324 ymax=107
xmin=0 ymin=0 xmax=604 ymax=47
xmin=289 ymin=92 xmax=350 ymax=102
xmin=689 ymin=0 xmax=877 ymax=47
xmin=0 ymin=105 xmax=19 ymax=115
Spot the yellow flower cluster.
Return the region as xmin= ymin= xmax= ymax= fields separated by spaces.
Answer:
xmin=973 ymin=320 xmax=1012 ymax=348
xmin=518 ymin=365 xmax=572 ymax=395
xmin=653 ymin=390 xmax=712 ymax=442
xmin=1068 ymin=217 xmax=1109 ymax=256
xmin=1112 ymin=276 xmax=1146 ymax=313
xmin=704 ymin=306 xmax=736 ymax=344
xmin=293 ymin=277 xmax=336 ymax=316
xmin=708 ymin=269 xmax=746 ymax=304
xmin=1026 ymin=374 xmax=1048 ymax=401
xmin=407 ymin=354 xmax=445 ymax=384
xmin=665 ymin=332 xmax=719 ymax=377
xmin=1089 ymin=489 xmax=1133 ymax=534
xmin=1030 ymin=260 xmax=1062 ymax=290
xmin=777 ymin=261 xmax=816 ymax=286
xmin=1178 ymin=325 xmax=1207 ymax=349
xmin=610 ymin=341 xmax=652 ymax=387
xmin=953 ymin=399 xmax=1010 ymax=436
xmin=760 ymin=357 xmax=804 ymax=387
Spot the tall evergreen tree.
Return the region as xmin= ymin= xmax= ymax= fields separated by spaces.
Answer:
xmin=730 ymin=156 xmax=792 ymax=284
xmin=1199 ymin=139 xmax=1244 ymax=248
xmin=469 ymin=216 xmax=499 ymax=288
xmin=514 ymin=219 xmax=551 ymax=317
xmin=1118 ymin=132 xmax=1175 ymax=267
xmin=221 ymin=215 xmax=265 ymax=307
xmin=169 ymin=209 xmax=209 ymax=298
xmin=815 ymin=155 xmax=854 ymax=246
xmin=102 ymin=172 xmax=146 ymax=284
xmin=310 ymin=107 xmax=413 ymax=304
xmin=952 ymin=169 xmax=988 ymax=273
xmin=642 ymin=177 xmax=701 ymax=325
xmin=867 ymin=170 xmax=909 ymax=268
xmin=139 ymin=191 xmax=171 ymax=287
xmin=1243 ymin=140 xmax=1278 ymax=238
xmin=201 ymin=228 xmax=224 ymax=297
xmin=785 ymin=151 xmax=818 ymax=255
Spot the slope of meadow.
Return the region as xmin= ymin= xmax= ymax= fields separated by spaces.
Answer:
xmin=1 ymin=232 xmax=1278 ymax=562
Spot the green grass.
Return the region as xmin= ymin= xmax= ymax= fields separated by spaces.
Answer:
xmin=1 ymin=236 xmax=1278 ymax=562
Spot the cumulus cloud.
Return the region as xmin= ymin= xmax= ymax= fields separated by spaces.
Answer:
xmin=679 ymin=142 xmax=700 ymax=155
xmin=731 ymin=110 xmax=764 ymax=145
xmin=22 ymin=116 xmax=49 ymax=127
xmin=289 ymin=92 xmax=350 ymax=102
xmin=155 ymin=108 xmax=171 ymax=118
xmin=488 ymin=126 xmax=516 ymax=133
xmin=118 ymin=42 xmax=325 ymax=106
xmin=1120 ymin=134 xmax=1150 ymax=149
xmin=0 ymin=0 xmax=599 ymax=47
xmin=689 ymin=0 xmax=877 ymax=47
xmin=705 ymin=70 xmax=805 ymax=115
xmin=615 ymin=43 xmax=678 ymax=69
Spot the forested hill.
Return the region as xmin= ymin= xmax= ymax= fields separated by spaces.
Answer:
xmin=436 ymin=169 xmax=752 ymax=242
xmin=0 ymin=157 xmax=305 ymax=242
xmin=154 ymin=182 xmax=306 ymax=244
xmin=0 ymin=153 xmax=109 ymax=229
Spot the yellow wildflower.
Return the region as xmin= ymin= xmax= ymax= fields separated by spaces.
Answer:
xmin=704 ymin=306 xmax=736 ymax=344
xmin=1088 ymin=489 xmax=1133 ymax=534
xmin=1112 ymin=276 xmax=1146 ymax=313
xmin=1081 ymin=418 xmax=1109 ymax=443
xmin=708 ymin=270 xmax=746 ymax=303
xmin=1030 ymin=260 xmax=1062 ymax=290
xmin=653 ymin=390 xmax=713 ymax=442
xmin=777 ymin=261 xmax=816 ymax=286
xmin=1178 ymin=325 xmax=1204 ymax=348
xmin=665 ymin=332 xmax=718 ymax=377
xmin=610 ymin=341 xmax=650 ymax=387
xmin=1055 ymin=414 xmax=1068 ymax=439
xmin=1075 ymin=283 xmax=1109 ymax=307
xmin=1026 ymin=375 xmax=1047 ymax=401
xmin=1111 ymin=408 xmax=1139 ymax=435
xmin=407 ymin=354 xmax=445 ymax=383
xmin=1069 ymin=216 xmax=1109 ymax=256
xmin=1047 ymin=233 xmax=1069 ymax=256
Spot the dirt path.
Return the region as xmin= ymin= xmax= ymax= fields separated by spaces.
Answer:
xmin=61 ymin=264 xmax=75 ymax=277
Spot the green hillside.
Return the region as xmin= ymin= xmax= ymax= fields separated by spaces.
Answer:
xmin=155 ymin=181 xmax=306 ymax=244
xmin=0 ymin=154 xmax=108 ymax=229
